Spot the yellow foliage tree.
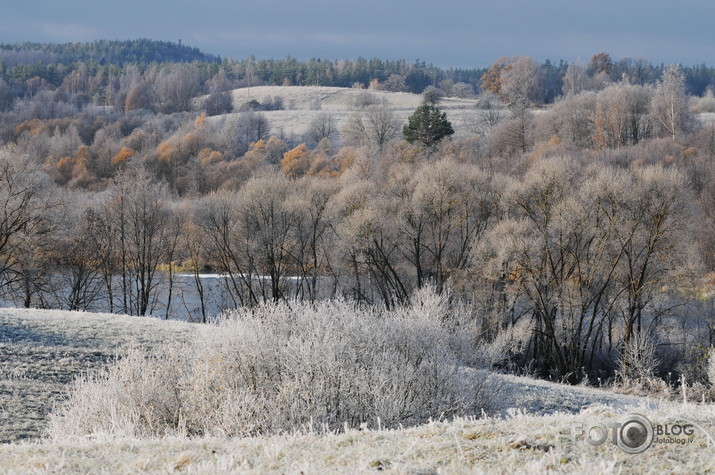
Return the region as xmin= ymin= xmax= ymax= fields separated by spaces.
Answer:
xmin=69 ymin=146 xmax=94 ymax=187
xmin=480 ymin=57 xmax=513 ymax=97
xmin=194 ymin=112 xmax=206 ymax=128
xmin=157 ymin=140 xmax=177 ymax=164
xmin=198 ymin=148 xmax=225 ymax=167
xmin=281 ymin=144 xmax=311 ymax=178
xmin=111 ymin=146 xmax=135 ymax=168
xmin=56 ymin=156 xmax=74 ymax=185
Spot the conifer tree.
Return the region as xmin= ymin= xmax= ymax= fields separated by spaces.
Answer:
xmin=402 ymin=104 xmax=454 ymax=148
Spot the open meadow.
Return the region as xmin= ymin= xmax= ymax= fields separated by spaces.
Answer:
xmin=0 ymin=303 xmax=712 ymax=473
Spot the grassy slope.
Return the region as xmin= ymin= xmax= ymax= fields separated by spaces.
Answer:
xmin=0 ymin=308 xmax=713 ymax=473
xmin=0 ymin=308 xmax=203 ymax=443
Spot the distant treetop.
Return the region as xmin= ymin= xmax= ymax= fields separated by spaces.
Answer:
xmin=0 ymin=39 xmax=219 ymax=66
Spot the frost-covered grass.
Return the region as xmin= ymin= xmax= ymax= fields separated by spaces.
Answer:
xmin=1 ymin=404 xmax=714 ymax=473
xmin=0 ymin=308 xmax=203 ymax=443
xmin=216 ymin=85 xmax=484 ymax=138
xmin=1 ymin=302 xmax=713 ymax=473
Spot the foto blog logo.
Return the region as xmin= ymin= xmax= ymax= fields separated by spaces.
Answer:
xmin=573 ymin=413 xmax=697 ymax=454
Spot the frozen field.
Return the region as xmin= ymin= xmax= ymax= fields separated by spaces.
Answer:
xmin=208 ymin=85 xmax=488 ymax=139
xmin=0 ymin=308 xmax=206 ymax=443
xmin=0 ymin=307 xmax=712 ymax=473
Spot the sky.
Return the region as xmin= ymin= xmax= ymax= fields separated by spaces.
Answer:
xmin=1 ymin=0 xmax=713 ymax=68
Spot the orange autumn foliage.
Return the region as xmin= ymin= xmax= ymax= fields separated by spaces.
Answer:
xmin=111 ymin=146 xmax=136 ymax=168
xmin=281 ymin=144 xmax=311 ymax=178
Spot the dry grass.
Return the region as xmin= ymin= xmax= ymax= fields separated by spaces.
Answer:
xmin=1 ymin=303 xmax=713 ymax=473
xmin=0 ymin=308 xmax=203 ymax=443
xmin=1 ymin=404 xmax=713 ymax=473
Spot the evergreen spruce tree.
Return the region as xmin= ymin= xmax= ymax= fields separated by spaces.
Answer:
xmin=402 ymin=104 xmax=454 ymax=147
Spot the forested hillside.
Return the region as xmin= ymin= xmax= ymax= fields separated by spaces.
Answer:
xmin=2 ymin=41 xmax=715 ymax=106
xmin=0 ymin=39 xmax=219 ymax=66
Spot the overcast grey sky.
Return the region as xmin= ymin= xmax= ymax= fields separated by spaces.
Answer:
xmin=1 ymin=0 xmax=712 ymax=67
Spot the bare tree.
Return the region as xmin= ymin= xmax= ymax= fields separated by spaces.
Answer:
xmin=0 ymin=148 xmax=59 ymax=301
xmin=155 ymin=63 xmax=200 ymax=113
xmin=94 ymin=208 xmax=121 ymax=313
xmin=489 ymin=105 xmax=533 ymax=157
xmin=650 ymin=64 xmax=694 ymax=140
xmin=182 ymin=208 xmax=209 ymax=322
xmin=195 ymin=190 xmax=256 ymax=307
xmin=467 ymin=93 xmax=504 ymax=137
xmin=535 ymin=91 xmax=596 ymax=148
xmin=306 ymin=112 xmax=338 ymax=145
xmin=109 ymin=170 xmax=175 ymax=316
xmin=396 ymin=160 xmax=499 ymax=293
xmin=422 ymin=86 xmax=444 ymax=105
xmin=451 ymin=82 xmax=474 ymax=98
xmin=238 ymin=173 xmax=297 ymax=302
xmin=474 ymin=159 xmax=693 ymax=379
xmin=234 ymin=110 xmax=271 ymax=156
xmin=289 ymin=177 xmax=339 ymax=300
xmin=562 ymin=62 xmax=589 ymax=97
xmin=499 ymin=56 xmax=544 ymax=105
xmin=196 ymin=173 xmax=298 ymax=306
xmin=204 ymin=69 xmax=234 ymax=116
xmin=330 ymin=178 xmax=408 ymax=307
xmin=593 ymin=82 xmax=653 ymax=148
xmin=477 ymin=158 xmax=615 ymax=379
xmin=612 ymin=166 xmax=693 ymax=344
xmin=51 ymin=207 xmax=106 ymax=311
xmin=342 ymin=105 xmax=401 ymax=154
xmin=384 ymin=74 xmax=408 ymax=92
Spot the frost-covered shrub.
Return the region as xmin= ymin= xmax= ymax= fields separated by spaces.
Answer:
xmin=49 ymin=292 xmax=493 ymax=439
xmin=618 ymin=332 xmax=659 ymax=383
xmin=46 ymin=344 xmax=191 ymax=438
xmin=693 ymin=89 xmax=715 ymax=113
xmin=616 ymin=331 xmax=669 ymax=395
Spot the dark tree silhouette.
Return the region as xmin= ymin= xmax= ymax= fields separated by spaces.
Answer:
xmin=402 ymin=104 xmax=454 ymax=147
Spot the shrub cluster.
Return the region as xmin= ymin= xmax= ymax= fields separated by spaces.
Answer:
xmin=48 ymin=289 xmax=496 ymax=438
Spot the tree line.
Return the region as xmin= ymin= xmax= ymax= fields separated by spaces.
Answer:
xmin=0 ymin=132 xmax=711 ymax=382
xmin=3 ymin=41 xmax=715 ymax=111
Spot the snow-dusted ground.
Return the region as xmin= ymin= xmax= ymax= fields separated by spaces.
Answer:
xmin=0 ymin=307 xmax=712 ymax=473
xmin=0 ymin=404 xmax=712 ymax=473
xmin=0 ymin=308 xmax=205 ymax=443
xmin=229 ymin=85 xmax=478 ymax=111
xmin=474 ymin=369 xmax=665 ymax=417
xmin=206 ymin=85 xmax=486 ymax=139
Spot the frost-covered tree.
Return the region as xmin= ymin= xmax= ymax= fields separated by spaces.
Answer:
xmin=500 ymin=56 xmax=544 ymax=105
xmin=342 ymin=105 xmax=401 ymax=153
xmin=650 ymin=64 xmax=694 ymax=140
xmin=307 ymin=112 xmax=338 ymax=145
xmin=0 ymin=148 xmax=59 ymax=301
xmin=109 ymin=170 xmax=176 ymax=315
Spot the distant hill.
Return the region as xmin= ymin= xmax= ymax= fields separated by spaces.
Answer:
xmin=0 ymin=39 xmax=219 ymax=66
